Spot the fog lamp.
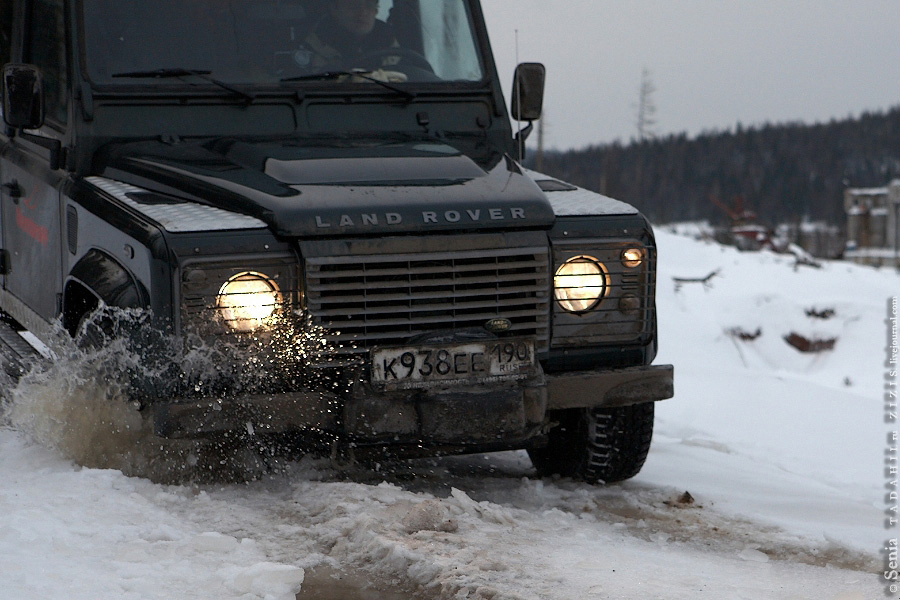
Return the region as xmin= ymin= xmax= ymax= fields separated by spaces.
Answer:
xmin=217 ymin=271 xmax=281 ymax=332
xmin=554 ymin=256 xmax=608 ymax=312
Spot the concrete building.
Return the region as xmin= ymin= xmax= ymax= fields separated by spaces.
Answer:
xmin=775 ymin=221 xmax=844 ymax=259
xmin=844 ymin=180 xmax=900 ymax=267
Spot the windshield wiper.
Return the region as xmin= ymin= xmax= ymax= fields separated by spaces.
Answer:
xmin=111 ymin=68 xmax=256 ymax=102
xmin=281 ymin=70 xmax=416 ymax=101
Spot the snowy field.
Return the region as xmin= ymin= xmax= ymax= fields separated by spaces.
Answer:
xmin=1 ymin=225 xmax=897 ymax=600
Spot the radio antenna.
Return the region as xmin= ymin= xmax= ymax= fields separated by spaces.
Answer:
xmin=515 ymin=29 xmax=524 ymax=163
xmin=515 ymin=28 xmax=520 ymax=74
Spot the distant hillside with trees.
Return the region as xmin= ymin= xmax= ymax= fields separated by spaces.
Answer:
xmin=534 ymin=106 xmax=900 ymax=227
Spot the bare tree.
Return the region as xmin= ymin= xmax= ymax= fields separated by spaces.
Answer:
xmin=635 ymin=68 xmax=657 ymax=142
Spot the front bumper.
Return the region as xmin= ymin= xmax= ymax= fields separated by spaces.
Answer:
xmin=547 ymin=364 xmax=674 ymax=410
xmin=152 ymin=363 xmax=674 ymax=443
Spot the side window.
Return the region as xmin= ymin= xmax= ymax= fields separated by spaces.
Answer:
xmin=0 ymin=0 xmax=12 ymax=69
xmin=28 ymin=0 xmax=67 ymax=125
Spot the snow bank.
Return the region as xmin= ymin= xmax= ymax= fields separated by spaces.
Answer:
xmin=648 ymin=226 xmax=896 ymax=552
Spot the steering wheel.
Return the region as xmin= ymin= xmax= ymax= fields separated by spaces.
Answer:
xmin=354 ymin=47 xmax=438 ymax=79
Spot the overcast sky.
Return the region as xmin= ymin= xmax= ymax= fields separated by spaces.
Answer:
xmin=480 ymin=1 xmax=900 ymax=150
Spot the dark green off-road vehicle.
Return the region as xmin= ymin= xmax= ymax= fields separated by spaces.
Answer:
xmin=0 ymin=0 xmax=672 ymax=482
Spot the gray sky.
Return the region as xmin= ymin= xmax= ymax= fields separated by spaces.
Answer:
xmin=480 ymin=0 xmax=900 ymax=150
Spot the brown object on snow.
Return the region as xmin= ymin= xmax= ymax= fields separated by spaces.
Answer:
xmin=784 ymin=332 xmax=836 ymax=353
xmin=728 ymin=327 xmax=762 ymax=341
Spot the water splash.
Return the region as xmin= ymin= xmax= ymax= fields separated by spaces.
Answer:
xmin=1 ymin=308 xmax=350 ymax=483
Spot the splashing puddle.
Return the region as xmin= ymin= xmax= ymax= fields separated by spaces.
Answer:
xmin=297 ymin=566 xmax=426 ymax=600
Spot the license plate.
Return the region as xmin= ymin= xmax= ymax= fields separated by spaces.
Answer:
xmin=371 ymin=339 xmax=536 ymax=390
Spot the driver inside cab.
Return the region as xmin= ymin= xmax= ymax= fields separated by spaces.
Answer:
xmin=300 ymin=0 xmax=400 ymax=72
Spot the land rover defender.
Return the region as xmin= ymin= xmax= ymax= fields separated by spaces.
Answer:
xmin=0 ymin=0 xmax=673 ymax=483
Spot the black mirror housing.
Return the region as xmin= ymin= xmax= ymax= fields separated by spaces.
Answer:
xmin=510 ymin=62 xmax=546 ymax=122
xmin=3 ymin=64 xmax=44 ymax=130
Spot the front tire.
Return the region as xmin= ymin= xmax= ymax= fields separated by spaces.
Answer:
xmin=528 ymin=402 xmax=654 ymax=484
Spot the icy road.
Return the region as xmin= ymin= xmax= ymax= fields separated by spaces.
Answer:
xmin=1 ymin=225 xmax=895 ymax=600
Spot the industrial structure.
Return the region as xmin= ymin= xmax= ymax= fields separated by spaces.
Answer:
xmin=844 ymin=180 xmax=900 ymax=267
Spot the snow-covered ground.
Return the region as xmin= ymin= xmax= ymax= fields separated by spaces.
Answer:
xmin=1 ymin=225 xmax=896 ymax=600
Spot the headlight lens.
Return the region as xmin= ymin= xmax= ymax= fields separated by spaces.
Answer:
xmin=217 ymin=271 xmax=282 ymax=332
xmin=622 ymin=248 xmax=644 ymax=268
xmin=554 ymin=256 xmax=608 ymax=312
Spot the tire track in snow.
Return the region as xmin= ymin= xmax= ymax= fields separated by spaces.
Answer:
xmin=143 ymin=453 xmax=877 ymax=600
xmin=343 ymin=453 xmax=878 ymax=573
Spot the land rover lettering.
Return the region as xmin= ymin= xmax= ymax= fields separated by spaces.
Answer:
xmin=421 ymin=208 xmax=527 ymax=224
xmin=315 ymin=213 xmax=403 ymax=228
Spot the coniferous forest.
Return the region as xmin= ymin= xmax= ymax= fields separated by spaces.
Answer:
xmin=534 ymin=106 xmax=900 ymax=227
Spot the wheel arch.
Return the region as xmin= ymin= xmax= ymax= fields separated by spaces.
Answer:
xmin=63 ymin=249 xmax=150 ymax=336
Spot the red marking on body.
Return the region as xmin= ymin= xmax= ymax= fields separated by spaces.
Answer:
xmin=15 ymin=206 xmax=49 ymax=245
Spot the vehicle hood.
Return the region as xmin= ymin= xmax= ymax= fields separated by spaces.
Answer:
xmin=98 ymin=139 xmax=555 ymax=237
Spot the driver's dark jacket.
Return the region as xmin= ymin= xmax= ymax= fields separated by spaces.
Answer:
xmin=300 ymin=16 xmax=399 ymax=71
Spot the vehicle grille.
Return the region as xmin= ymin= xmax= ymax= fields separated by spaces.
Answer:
xmin=304 ymin=239 xmax=551 ymax=355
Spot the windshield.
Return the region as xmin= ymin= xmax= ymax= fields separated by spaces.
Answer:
xmin=81 ymin=0 xmax=485 ymax=87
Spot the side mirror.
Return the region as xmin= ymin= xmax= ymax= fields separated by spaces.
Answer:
xmin=3 ymin=64 xmax=44 ymax=130
xmin=510 ymin=62 xmax=545 ymax=122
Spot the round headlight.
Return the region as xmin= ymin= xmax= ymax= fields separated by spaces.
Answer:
xmin=217 ymin=271 xmax=282 ymax=332
xmin=622 ymin=248 xmax=644 ymax=269
xmin=554 ymin=256 xmax=608 ymax=312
